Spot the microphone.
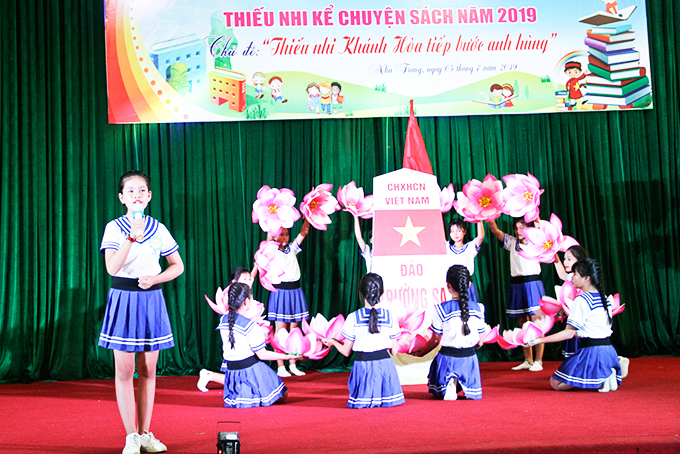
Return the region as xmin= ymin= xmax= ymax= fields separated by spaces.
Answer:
xmin=132 ymin=208 xmax=145 ymax=241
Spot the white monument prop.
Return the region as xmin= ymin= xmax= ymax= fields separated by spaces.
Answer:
xmin=372 ymin=168 xmax=449 ymax=385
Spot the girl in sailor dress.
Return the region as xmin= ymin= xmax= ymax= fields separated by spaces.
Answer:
xmin=266 ymin=220 xmax=310 ymax=377
xmin=99 ymin=170 xmax=184 ymax=454
xmin=446 ymin=218 xmax=485 ymax=302
xmin=428 ymin=265 xmax=485 ymax=400
xmin=487 ymin=217 xmax=546 ymax=372
xmin=527 ymin=258 xmax=626 ymax=392
xmin=322 ymin=273 xmax=405 ymax=409
xmin=218 ymin=282 xmax=299 ymax=407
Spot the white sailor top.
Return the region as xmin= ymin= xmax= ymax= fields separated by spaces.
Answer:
xmin=447 ymin=241 xmax=481 ymax=276
xmin=274 ymin=240 xmax=302 ymax=282
xmin=341 ymin=308 xmax=400 ymax=353
xmin=217 ymin=313 xmax=266 ymax=361
xmin=431 ymin=300 xmax=486 ymax=349
xmin=100 ymin=216 xmax=179 ymax=278
xmin=566 ymin=292 xmax=613 ymax=340
xmin=501 ymin=234 xmax=541 ymax=277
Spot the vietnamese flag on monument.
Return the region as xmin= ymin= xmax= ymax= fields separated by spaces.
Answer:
xmin=402 ymin=100 xmax=433 ymax=175
xmin=373 ymin=209 xmax=446 ymax=256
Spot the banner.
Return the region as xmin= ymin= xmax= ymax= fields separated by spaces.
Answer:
xmin=105 ymin=0 xmax=653 ymax=123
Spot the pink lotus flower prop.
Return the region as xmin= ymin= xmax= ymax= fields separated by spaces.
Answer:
xmin=205 ymin=287 xmax=229 ymax=315
xmin=440 ymin=183 xmax=455 ymax=213
xmin=519 ymin=213 xmax=580 ymax=263
xmin=502 ymin=173 xmax=544 ymax=223
xmin=337 ymin=181 xmax=374 ymax=219
xmin=538 ymin=296 xmax=563 ymax=317
xmin=481 ymin=324 xmax=500 ymax=344
xmin=300 ymin=184 xmax=340 ymax=231
xmin=252 ymin=185 xmax=301 ymax=237
xmin=533 ymin=315 xmax=555 ymax=335
xmin=453 ymin=174 xmax=505 ymax=222
xmin=301 ymin=313 xmax=347 ymax=360
xmin=272 ymin=327 xmax=327 ymax=358
xmin=271 ymin=327 xmax=311 ymax=355
xmin=254 ymin=241 xmax=285 ymax=292
xmin=608 ymin=293 xmax=625 ymax=316
xmin=498 ymin=322 xmax=545 ymax=349
xmin=303 ymin=313 xmax=346 ymax=342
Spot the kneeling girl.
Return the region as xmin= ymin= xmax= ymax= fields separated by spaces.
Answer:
xmin=219 ymin=282 xmax=299 ymax=407
xmin=428 ymin=265 xmax=486 ymax=400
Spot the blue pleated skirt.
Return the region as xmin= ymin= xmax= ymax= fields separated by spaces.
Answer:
xmin=347 ymin=357 xmax=405 ymax=409
xmin=267 ymin=288 xmax=308 ymax=322
xmin=427 ymin=353 xmax=482 ymax=400
xmin=552 ymin=345 xmax=621 ymax=389
xmin=98 ymin=288 xmax=174 ymax=352
xmin=221 ymin=361 xmax=287 ymax=408
xmin=507 ymin=280 xmax=545 ymax=317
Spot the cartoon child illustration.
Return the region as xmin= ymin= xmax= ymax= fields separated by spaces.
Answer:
xmin=564 ymin=61 xmax=587 ymax=110
xmin=330 ymin=82 xmax=344 ymax=114
xmin=319 ymin=81 xmax=332 ymax=114
xmin=502 ymin=84 xmax=516 ymax=107
xmin=269 ymin=76 xmax=288 ymax=104
xmin=307 ymin=82 xmax=321 ymax=114
xmin=253 ymin=72 xmax=266 ymax=99
xmin=476 ymin=84 xmax=506 ymax=108
xmin=602 ymin=0 xmax=618 ymax=14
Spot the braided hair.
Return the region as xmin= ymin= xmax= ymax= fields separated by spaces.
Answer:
xmin=359 ymin=273 xmax=384 ymax=334
xmin=446 ymin=265 xmax=471 ymax=335
xmin=227 ymin=282 xmax=252 ymax=350
xmin=573 ymin=258 xmax=611 ymax=324
xmin=447 ymin=218 xmax=467 ymax=245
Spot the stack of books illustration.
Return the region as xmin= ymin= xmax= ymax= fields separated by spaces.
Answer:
xmin=583 ymin=23 xmax=651 ymax=107
xmin=555 ymin=91 xmax=570 ymax=111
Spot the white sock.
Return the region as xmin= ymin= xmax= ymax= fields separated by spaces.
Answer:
xmin=444 ymin=377 xmax=458 ymax=401
xmin=197 ymin=369 xmax=212 ymax=392
xmin=618 ymin=356 xmax=630 ymax=379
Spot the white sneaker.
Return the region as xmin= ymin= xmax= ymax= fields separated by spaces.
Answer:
xmin=512 ymin=360 xmax=533 ymax=371
xmin=619 ymin=356 xmax=630 ymax=379
xmin=197 ymin=369 xmax=211 ymax=392
xmin=529 ymin=360 xmax=543 ymax=372
xmin=140 ymin=432 xmax=167 ymax=453
xmin=277 ymin=366 xmax=291 ymax=377
xmin=289 ymin=364 xmax=306 ymax=376
xmin=123 ymin=433 xmax=141 ymax=454
xmin=443 ymin=377 xmax=458 ymax=401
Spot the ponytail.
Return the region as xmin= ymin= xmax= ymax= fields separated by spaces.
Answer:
xmin=227 ymin=282 xmax=252 ymax=349
xmin=446 ymin=265 xmax=472 ymax=335
xmin=360 ymin=273 xmax=384 ymax=334
xmin=573 ymin=259 xmax=611 ymax=324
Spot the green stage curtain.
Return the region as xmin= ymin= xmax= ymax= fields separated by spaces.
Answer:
xmin=0 ymin=1 xmax=678 ymax=382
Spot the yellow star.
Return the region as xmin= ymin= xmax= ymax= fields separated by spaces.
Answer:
xmin=393 ymin=216 xmax=426 ymax=247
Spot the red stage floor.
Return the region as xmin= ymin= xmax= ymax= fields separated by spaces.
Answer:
xmin=1 ymin=357 xmax=679 ymax=453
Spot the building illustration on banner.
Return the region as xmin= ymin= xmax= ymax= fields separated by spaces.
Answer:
xmin=148 ymin=35 xmax=206 ymax=93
